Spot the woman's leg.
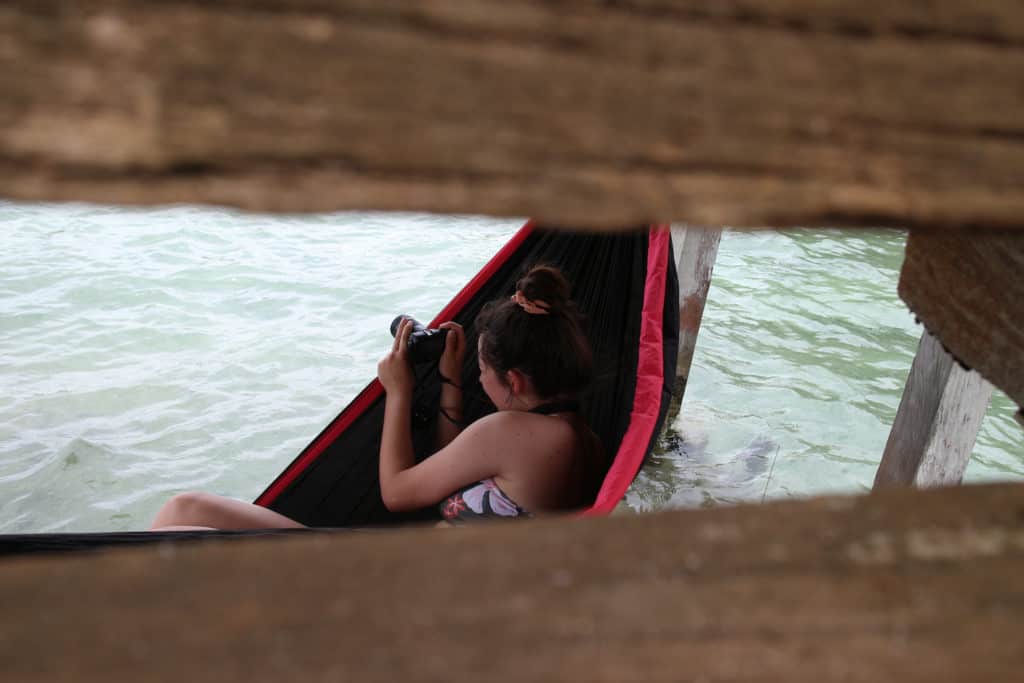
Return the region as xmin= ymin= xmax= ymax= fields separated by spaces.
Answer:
xmin=150 ymin=491 xmax=306 ymax=531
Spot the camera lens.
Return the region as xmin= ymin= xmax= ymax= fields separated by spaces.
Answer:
xmin=390 ymin=315 xmax=448 ymax=365
xmin=390 ymin=315 xmax=425 ymax=337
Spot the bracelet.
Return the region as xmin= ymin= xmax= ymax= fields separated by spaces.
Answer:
xmin=439 ymin=407 xmax=467 ymax=426
xmin=439 ymin=372 xmax=462 ymax=390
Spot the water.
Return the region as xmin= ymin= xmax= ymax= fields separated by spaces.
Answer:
xmin=627 ymin=229 xmax=1023 ymax=511
xmin=1 ymin=203 xmax=1021 ymax=532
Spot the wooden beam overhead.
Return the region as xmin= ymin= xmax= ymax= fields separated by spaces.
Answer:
xmin=1 ymin=0 xmax=1022 ymax=229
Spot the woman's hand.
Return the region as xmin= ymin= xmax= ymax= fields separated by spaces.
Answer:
xmin=377 ymin=317 xmax=415 ymax=396
xmin=438 ymin=321 xmax=466 ymax=384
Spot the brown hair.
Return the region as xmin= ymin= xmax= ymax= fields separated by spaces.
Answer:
xmin=475 ymin=265 xmax=593 ymax=399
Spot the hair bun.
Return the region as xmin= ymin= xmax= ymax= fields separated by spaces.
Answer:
xmin=477 ymin=263 xmax=592 ymax=399
xmin=516 ymin=265 xmax=570 ymax=312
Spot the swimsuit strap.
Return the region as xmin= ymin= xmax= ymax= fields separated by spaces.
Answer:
xmin=528 ymin=400 xmax=581 ymax=415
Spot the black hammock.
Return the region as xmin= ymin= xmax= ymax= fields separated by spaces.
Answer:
xmin=0 ymin=223 xmax=678 ymax=556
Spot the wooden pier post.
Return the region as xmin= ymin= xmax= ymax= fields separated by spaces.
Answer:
xmin=873 ymin=331 xmax=994 ymax=490
xmin=667 ymin=226 xmax=722 ymax=419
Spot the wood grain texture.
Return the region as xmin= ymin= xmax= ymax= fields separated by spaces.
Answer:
xmin=2 ymin=483 xmax=1023 ymax=681
xmin=874 ymin=331 xmax=994 ymax=489
xmin=670 ymin=225 xmax=720 ymax=412
xmin=899 ymin=233 xmax=1024 ymax=407
xmin=1 ymin=1 xmax=1022 ymax=229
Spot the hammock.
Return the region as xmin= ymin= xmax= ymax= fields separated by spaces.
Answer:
xmin=0 ymin=223 xmax=678 ymax=555
xmin=259 ymin=222 xmax=678 ymax=525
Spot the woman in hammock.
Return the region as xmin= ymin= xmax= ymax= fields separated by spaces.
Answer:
xmin=151 ymin=265 xmax=605 ymax=530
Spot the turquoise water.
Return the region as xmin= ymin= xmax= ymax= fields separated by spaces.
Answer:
xmin=1 ymin=203 xmax=1020 ymax=532
xmin=628 ymin=229 xmax=1023 ymax=511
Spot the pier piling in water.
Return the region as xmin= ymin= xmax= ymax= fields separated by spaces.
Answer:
xmin=874 ymin=331 xmax=994 ymax=490
xmin=668 ymin=225 xmax=721 ymax=419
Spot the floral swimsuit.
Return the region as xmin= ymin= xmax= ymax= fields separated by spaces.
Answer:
xmin=440 ymin=478 xmax=528 ymax=522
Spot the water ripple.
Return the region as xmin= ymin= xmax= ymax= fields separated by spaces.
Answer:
xmin=2 ymin=206 xmax=1021 ymax=530
xmin=0 ymin=203 xmax=521 ymax=531
xmin=627 ymin=228 xmax=1023 ymax=512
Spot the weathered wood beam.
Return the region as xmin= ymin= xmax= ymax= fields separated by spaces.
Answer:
xmin=668 ymin=225 xmax=721 ymax=417
xmin=874 ymin=331 xmax=994 ymax=490
xmin=2 ymin=483 xmax=1023 ymax=681
xmin=899 ymin=232 xmax=1024 ymax=409
xmin=1 ymin=1 xmax=1023 ymax=230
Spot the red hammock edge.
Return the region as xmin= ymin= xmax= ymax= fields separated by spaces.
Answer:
xmin=582 ymin=226 xmax=670 ymax=516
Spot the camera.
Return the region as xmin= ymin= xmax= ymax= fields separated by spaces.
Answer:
xmin=390 ymin=315 xmax=448 ymax=365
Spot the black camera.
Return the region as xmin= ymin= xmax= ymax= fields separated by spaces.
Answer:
xmin=390 ymin=315 xmax=448 ymax=365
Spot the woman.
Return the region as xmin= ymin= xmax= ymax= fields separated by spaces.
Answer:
xmin=150 ymin=265 xmax=603 ymax=530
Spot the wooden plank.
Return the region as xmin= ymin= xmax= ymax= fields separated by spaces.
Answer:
xmin=899 ymin=232 xmax=1024 ymax=408
xmin=2 ymin=483 xmax=1023 ymax=681
xmin=669 ymin=225 xmax=721 ymax=416
xmin=874 ymin=331 xmax=994 ymax=490
xmin=1 ymin=1 xmax=1022 ymax=230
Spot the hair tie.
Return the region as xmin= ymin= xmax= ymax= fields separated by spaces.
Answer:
xmin=511 ymin=290 xmax=550 ymax=315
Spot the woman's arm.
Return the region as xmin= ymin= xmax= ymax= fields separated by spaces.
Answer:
xmin=435 ymin=380 xmax=463 ymax=448
xmin=380 ymin=386 xmax=416 ymax=489
xmin=380 ymin=414 xmax=509 ymax=511
xmin=434 ymin=322 xmax=466 ymax=449
xmin=377 ymin=319 xmax=419 ymax=501
xmin=377 ymin=319 xmax=497 ymax=512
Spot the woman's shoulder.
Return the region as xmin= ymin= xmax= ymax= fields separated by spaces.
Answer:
xmin=471 ymin=409 xmax=575 ymax=432
xmin=467 ymin=410 xmax=578 ymax=453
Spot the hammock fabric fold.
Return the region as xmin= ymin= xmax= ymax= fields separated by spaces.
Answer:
xmin=0 ymin=223 xmax=678 ymax=555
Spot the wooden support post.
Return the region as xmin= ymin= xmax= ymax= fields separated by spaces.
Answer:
xmin=873 ymin=331 xmax=994 ymax=490
xmin=668 ymin=226 xmax=722 ymax=419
